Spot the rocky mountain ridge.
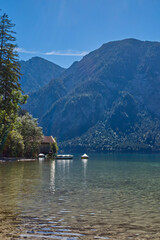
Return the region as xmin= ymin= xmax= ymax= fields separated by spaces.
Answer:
xmin=20 ymin=56 xmax=65 ymax=93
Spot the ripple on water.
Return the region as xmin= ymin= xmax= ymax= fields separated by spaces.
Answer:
xmin=1 ymin=154 xmax=160 ymax=239
xmin=41 ymin=227 xmax=51 ymax=231
xmin=94 ymin=237 xmax=110 ymax=239
xmin=36 ymin=231 xmax=84 ymax=236
xmin=20 ymin=234 xmax=78 ymax=239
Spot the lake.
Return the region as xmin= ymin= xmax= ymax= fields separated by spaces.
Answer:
xmin=0 ymin=153 xmax=160 ymax=240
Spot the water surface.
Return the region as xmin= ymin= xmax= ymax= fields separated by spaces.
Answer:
xmin=0 ymin=154 xmax=160 ymax=239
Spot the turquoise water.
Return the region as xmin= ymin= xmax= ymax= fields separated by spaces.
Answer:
xmin=0 ymin=154 xmax=160 ymax=239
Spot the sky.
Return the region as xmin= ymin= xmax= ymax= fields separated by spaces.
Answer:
xmin=1 ymin=0 xmax=160 ymax=68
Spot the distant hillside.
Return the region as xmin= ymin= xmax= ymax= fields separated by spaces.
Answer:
xmin=24 ymin=39 xmax=160 ymax=152
xmin=20 ymin=57 xmax=65 ymax=93
xmin=60 ymin=92 xmax=160 ymax=152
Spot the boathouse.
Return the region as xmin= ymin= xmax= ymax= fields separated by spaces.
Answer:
xmin=40 ymin=136 xmax=56 ymax=154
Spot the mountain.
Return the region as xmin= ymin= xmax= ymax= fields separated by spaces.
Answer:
xmin=24 ymin=78 xmax=66 ymax=119
xmin=20 ymin=57 xmax=65 ymax=93
xmin=61 ymin=92 xmax=160 ymax=152
xmin=24 ymin=39 xmax=160 ymax=152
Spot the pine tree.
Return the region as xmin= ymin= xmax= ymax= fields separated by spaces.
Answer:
xmin=0 ymin=13 xmax=26 ymax=155
xmin=0 ymin=13 xmax=21 ymax=110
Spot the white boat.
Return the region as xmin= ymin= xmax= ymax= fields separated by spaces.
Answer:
xmin=81 ymin=153 xmax=88 ymax=159
xmin=38 ymin=153 xmax=45 ymax=158
xmin=56 ymin=154 xmax=73 ymax=159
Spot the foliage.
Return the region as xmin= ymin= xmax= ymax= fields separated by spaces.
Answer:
xmin=0 ymin=12 xmax=27 ymax=155
xmin=50 ymin=138 xmax=58 ymax=154
xmin=0 ymin=12 xmax=44 ymax=158
xmin=17 ymin=113 xmax=43 ymax=157
xmin=3 ymin=129 xmax=24 ymax=157
xmin=1 ymin=112 xmax=43 ymax=158
xmin=0 ymin=13 xmax=21 ymax=112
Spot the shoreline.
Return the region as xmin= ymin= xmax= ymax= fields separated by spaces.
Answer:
xmin=0 ymin=157 xmax=36 ymax=163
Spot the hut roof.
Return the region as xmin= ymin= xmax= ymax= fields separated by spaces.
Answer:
xmin=41 ymin=136 xmax=56 ymax=144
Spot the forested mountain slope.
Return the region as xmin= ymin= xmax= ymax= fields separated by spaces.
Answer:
xmin=24 ymin=39 xmax=160 ymax=152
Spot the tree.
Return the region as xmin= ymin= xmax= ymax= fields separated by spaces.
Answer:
xmin=3 ymin=129 xmax=24 ymax=157
xmin=0 ymin=12 xmax=27 ymax=155
xmin=50 ymin=138 xmax=58 ymax=154
xmin=17 ymin=113 xmax=43 ymax=158
xmin=0 ymin=11 xmax=55 ymax=158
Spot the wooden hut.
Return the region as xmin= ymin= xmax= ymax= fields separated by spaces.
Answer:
xmin=40 ymin=136 xmax=56 ymax=154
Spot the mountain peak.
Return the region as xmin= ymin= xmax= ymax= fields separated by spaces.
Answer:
xmin=20 ymin=56 xmax=65 ymax=93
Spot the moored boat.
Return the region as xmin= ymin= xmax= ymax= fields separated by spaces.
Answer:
xmin=81 ymin=153 xmax=88 ymax=159
xmin=56 ymin=154 xmax=73 ymax=159
xmin=38 ymin=153 xmax=45 ymax=158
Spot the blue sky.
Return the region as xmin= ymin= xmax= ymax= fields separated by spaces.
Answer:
xmin=1 ymin=0 xmax=160 ymax=68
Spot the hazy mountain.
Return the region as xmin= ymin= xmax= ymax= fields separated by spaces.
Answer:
xmin=20 ymin=57 xmax=65 ymax=93
xmin=24 ymin=39 xmax=160 ymax=152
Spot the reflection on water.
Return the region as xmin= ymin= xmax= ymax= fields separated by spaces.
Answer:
xmin=0 ymin=154 xmax=160 ymax=239
xmin=57 ymin=159 xmax=73 ymax=174
xmin=82 ymin=159 xmax=88 ymax=179
xmin=38 ymin=157 xmax=45 ymax=161
xmin=50 ymin=161 xmax=55 ymax=193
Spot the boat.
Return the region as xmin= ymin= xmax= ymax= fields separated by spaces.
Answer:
xmin=81 ymin=153 xmax=88 ymax=159
xmin=38 ymin=153 xmax=45 ymax=158
xmin=56 ymin=154 xmax=73 ymax=160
